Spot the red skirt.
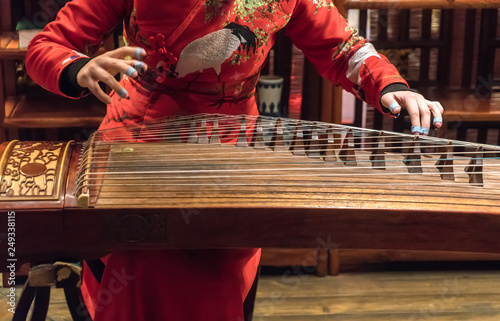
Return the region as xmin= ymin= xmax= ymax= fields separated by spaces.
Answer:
xmin=81 ymin=75 xmax=261 ymax=320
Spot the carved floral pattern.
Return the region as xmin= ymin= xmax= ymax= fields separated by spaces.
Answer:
xmin=0 ymin=142 xmax=65 ymax=199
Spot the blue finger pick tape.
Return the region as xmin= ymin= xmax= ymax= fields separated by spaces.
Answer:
xmin=411 ymin=126 xmax=429 ymax=135
xmin=117 ymin=88 xmax=128 ymax=98
xmin=389 ymin=102 xmax=400 ymax=113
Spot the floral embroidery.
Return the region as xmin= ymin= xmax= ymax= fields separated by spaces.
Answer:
xmin=332 ymin=26 xmax=366 ymax=61
xmin=205 ymin=0 xmax=230 ymax=22
xmin=230 ymin=0 xmax=292 ymax=33
xmin=309 ymin=0 xmax=335 ymax=14
xmin=125 ymin=7 xmax=148 ymax=47
xmin=232 ymin=0 xmax=283 ymax=17
xmin=215 ymin=0 xmax=292 ymax=66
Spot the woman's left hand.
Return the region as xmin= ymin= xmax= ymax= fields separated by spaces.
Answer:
xmin=381 ymin=91 xmax=444 ymax=135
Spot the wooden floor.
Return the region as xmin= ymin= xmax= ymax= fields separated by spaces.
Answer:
xmin=255 ymin=270 xmax=500 ymax=320
xmin=1 ymin=269 xmax=500 ymax=321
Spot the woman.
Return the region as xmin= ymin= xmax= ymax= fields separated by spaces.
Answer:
xmin=26 ymin=0 xmax=444 ymax=320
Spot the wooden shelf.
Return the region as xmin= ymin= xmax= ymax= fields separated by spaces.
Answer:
xmin=344 ymin=0 xmax=500 ymax=10
xmin=420 ymin=88 xmax=500 ymax=123
xmin=0 ymin=32 xmax=26 ymax=59
xmin=0 ymin=2 xmax=115 ymax=137
xmin=0 ymin=31 xmax=110 ymax=60
xmin=3 ymin=92 xmax=106 ymax=128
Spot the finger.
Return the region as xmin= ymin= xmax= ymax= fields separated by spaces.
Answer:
xmin=417 ymin=96 xmax=431 ymax=135
xmin=380 ymin=93 xmax=402 ymax=115
xmin=99 ymin=59 xmax=148 ymax=78
xmin=94 ymin=70 xmax=128 ymax=99
xmin=87 ymin=81 xmax=112 ymax=105
xmin=435 ymin=101 xmax=444 ymax=114
xmin=133 ymin=61 xmax=148 ymax=73
xmin=404 ymin=96 xmax=422 ymax=135
xmin=113 ymin=60 xmax=143 ymax=78
xmin=125 ymin=60 xmax=148 ymax=74
xmin=106 ymin=46 xmax=146 ymax=60
xmin=427 ymin=101 xmax=444 ymax=128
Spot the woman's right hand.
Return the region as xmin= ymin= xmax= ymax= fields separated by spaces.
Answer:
xmin=76 ymin=46 xmax=148 ymax=104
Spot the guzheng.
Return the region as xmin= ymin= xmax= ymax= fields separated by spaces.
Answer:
xmin=2 ymin=113 xmax=500 ymax=264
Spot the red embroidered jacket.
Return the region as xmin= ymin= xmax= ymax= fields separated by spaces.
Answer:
xmin=26 ymin=0 xmax=408 ymax=129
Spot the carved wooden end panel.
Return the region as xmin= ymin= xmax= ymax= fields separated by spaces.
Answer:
xmin=0 ymin=141 xmax=73 ymax=202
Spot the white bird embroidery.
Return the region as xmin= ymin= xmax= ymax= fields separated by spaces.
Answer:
xmin=176 ymin=23 xmax=257 ymax=78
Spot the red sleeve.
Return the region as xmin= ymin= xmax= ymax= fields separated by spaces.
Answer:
xmin=25 ymin=0 xmax=133 ymax=99
xmin=284 ymin=0 xmax=408 ymax=115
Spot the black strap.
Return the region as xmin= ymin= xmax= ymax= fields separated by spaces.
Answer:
xmin=30 ymin=287 xmax=50 ymax=321
xmin=64 ymin=287 xmax=93 ymax=321
xmin=12 ymin=284 xmax=35 ymax=321
xmin=12 ymin=286 xmax=50 ymax=321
